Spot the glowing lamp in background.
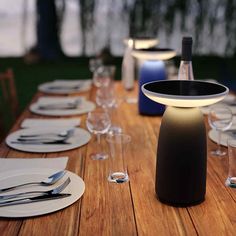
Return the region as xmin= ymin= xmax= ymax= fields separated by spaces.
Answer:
xmin=132 ymin=48 xmax=176 ymax=115
xmin=124 ymin=38 xmax=159 ymax=49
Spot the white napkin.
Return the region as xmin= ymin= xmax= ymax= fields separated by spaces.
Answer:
xmin=0 ymin=156 xmax=68 ymax=173
xmin=36 ymin=96 xmax=85 ymax=105
xmin=21 ymin=118 xmax=81 ymax=128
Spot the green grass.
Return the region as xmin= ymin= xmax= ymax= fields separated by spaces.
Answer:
xmin=0 ymin=55 xmax=235 ymax=134
xmin=1 ymin=56 xmax=235 ymax=111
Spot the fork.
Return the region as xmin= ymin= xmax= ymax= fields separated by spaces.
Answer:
xmin=0 ymin=177 xmax=71 ymax=201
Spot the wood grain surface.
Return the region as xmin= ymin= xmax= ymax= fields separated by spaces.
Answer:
xmin=0 ymin=81 xmax=235 ymax=236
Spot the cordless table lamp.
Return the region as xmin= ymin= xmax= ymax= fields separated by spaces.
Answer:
xmin=142 ymin=80 xmax=228 ymax=206
xmin=132 ymin=48 xmax=176 ymax=115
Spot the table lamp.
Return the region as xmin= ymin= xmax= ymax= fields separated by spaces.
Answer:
xmin=142 ymin=80 xmax=228 ymax=207
xmin=122 ymin=38 xmax=159 ymax=90
xmin=132 ymin=48 xmax=176 ymax=115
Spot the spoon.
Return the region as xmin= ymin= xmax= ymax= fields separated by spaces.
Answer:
xmin=0 ymin=170 xmax=66 ymax=193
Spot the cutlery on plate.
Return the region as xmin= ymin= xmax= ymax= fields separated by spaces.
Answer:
xmin=38 ymin=99 xmax=82 ymax=110
xmin=0 ymin=170 xmax=66 ymax=193
xmin=19 ymin=128 xmax=75 ymax=139
xmin=47 ymin=84 xmax=81 ymax=90
xmin=0 ymin=193 xmax=71 ymax=207
xmin=18 ymin=137 xmax=68 ymax=142
xmin=11 ymin=140 xmax=71 ymax=145
xmin=0 ymin=177 xmax=71 ymax=201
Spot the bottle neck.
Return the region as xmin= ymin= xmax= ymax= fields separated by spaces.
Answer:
xmin=177 ymin=60 xmax=194 ymax=80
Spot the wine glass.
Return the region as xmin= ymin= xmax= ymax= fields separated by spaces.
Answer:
xmin=86 ymin=110 xmax=111 ymax=160
xmin=96 ymin=85 xmax=122 ymax=134
xmin=208 ymin=106 xmax=233 ymax=156
xmin=89 ymin=58 xmax=103 ymax=73
xmin=93 ymin=65 xmax=116 ymax=88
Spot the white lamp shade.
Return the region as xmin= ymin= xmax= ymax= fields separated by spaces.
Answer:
xmin=124 ymin=38 xmax=158 ymax=49
xmin=142 ymin=80 xmax=229 ymax=108
xmin=132 ymin=48 xmax=176 ymax=61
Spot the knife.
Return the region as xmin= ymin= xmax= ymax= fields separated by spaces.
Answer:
xmin=47 ymin=85 xmax=81 ymax=90
xmin=11 ymin=140 xmax=71 ymax=145
xmin=38 ymin=105 xmax=79 ymax=110
xmin=0 ymin=193 xmax=71 ymax=207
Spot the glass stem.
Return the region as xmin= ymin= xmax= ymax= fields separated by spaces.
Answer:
xmin=96 ymin=133 xmax=101 ymax=145
xmin=217 ymin=130 xmax=222 ymax=152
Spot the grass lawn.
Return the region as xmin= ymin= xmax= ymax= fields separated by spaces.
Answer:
xmin=0 ymin=55 xmax=235 ymax=133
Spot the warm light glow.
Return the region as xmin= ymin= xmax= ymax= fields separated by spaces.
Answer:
xmin=143 ymin=94 xmax=226 ymax=107
xmin=132 ymin=50 xmax=176 ymax=61
xmin=127 ymin=39 xmax=133 ymax=48
xmin=124 ymin=38 xmax=158 ymax=49
xmin=142 ymin=80 xmax=229 ymax=108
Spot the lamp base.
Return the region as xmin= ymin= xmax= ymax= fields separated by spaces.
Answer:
xmin=156 ymin=106 xmax=206 ymax=207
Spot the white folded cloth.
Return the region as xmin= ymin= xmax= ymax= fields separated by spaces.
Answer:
xmin=0 ymin=156 xmax=68 ymax=173
xmin=21 ymin=118 xmax=81 ymax=128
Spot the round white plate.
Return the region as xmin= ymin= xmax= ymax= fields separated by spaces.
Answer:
xmin=30 ymin=100 xmax=95 ymax=116
xmin=0 ymin=168 xmax=85 ymax=218
xmin=208 ymin=129 xmax=234 ymax=147
xmin=38 ymin=80 xmax=92 ymax=94
xmin=6 ymin=127 xmax=91 ymax=153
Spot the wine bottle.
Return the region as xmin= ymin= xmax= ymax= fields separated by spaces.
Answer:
xmin=178 ymin=37 xmax=194 ymax=80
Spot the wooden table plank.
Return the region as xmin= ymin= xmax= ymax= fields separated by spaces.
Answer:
xmin=118 ymin=92 xmax=197 ymax=235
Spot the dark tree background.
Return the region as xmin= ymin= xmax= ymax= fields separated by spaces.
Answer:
xmin=56 ymin=0 xmax=236 ymax=56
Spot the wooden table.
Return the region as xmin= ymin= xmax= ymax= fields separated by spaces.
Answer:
xmin=0 ymin=81 xmax=236 ymax=236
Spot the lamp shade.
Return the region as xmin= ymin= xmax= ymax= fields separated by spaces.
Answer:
xmin=132 ymin=48 xmax=176 ymax=61
xmin=124 ymin=38 xmax=158 ymax=49
xmin=142 ymin=80 xmax=228 ymax=107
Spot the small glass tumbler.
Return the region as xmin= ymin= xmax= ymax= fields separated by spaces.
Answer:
xmin=86 ymin=110 xmax=111 ymax=160
xmin=106 ymin=133 xmax=131 ymax=183
xmin=226 ymin=139 xmax=236 ymax=188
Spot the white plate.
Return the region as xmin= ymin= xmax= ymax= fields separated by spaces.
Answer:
xmin=208 ymin=129 xmax=235 ymax=147
xmin=30 ymin=100 xmax=95 ymax=116
xmin=6 ymin=127 xmax=91 ymax=153
xmin=0 ymin=168 xmax=85 ymax=218
xmin=38 ymin=80 xmax=92 ymax=94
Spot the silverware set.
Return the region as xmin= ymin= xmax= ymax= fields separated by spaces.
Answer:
xmin=47 ymin=84 xmax=82 ymax=90
xmin=38 ymin=98 xmax=82 ymax=110
xmin=0 ymin=170 xmax=71 ymax=207
xmin=12 ymin=128 xmax=75 ymax=145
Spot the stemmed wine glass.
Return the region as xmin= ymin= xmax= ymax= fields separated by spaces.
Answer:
xmin=92 ymin=65 xmax=116 ymax=88
xmin=89 ymin=58 xmax=103 ymax=73
xmin=96 ymin=85 xmax=122 ymax=134
xmin=86 ymin=110 xmax=111 ymax=160
xmin=208 ymin=106 xmax=233 ymax=156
